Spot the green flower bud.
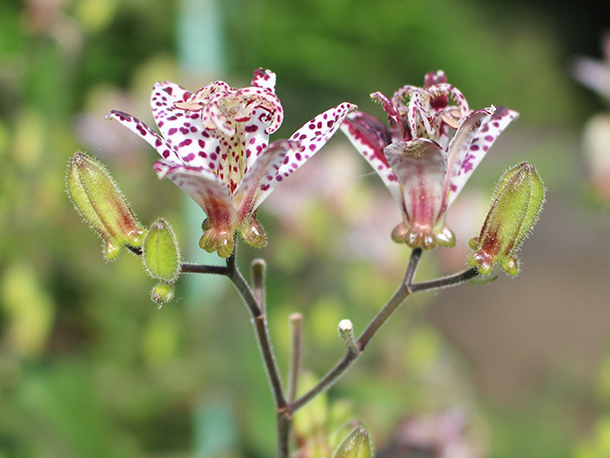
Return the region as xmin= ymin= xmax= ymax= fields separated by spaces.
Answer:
xmin=142 ymin=219 xmax=181 ymax=284
xmin=332 ymin=426 xmax=373 ymax=458
xmin=67 ymin=152 xmax=146 ymax=260
xmin=151 ymin=283 xmax=175 ymax=309
xmin=468 ymin=162 xmax=545 ymax=276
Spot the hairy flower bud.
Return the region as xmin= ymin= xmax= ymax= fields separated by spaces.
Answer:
xmin=151 ymin=283 xmax=175 ymax=308
xmin=468 ymin=162 xmax=545 ymax=276
xmin=142 ymin=219 xmax=181 ymax=284
xmin=67 ymin=152 xmax=146 ymax=260
xmin=332 ymin=426 xmax=373 ymax=458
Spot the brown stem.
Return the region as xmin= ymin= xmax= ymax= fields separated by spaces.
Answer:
xmin=287 ymin=248 xmax=422 ymax=414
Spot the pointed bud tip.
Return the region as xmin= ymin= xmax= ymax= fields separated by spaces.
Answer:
xmin=67 ymin=152 xmax=146 ymax=260
xmin=332 ymin=426 xmax=373 ymax=458
xmin=468 ymin=162 xmax=545 ymax=276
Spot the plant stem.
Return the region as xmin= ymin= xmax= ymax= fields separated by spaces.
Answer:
xmin=358 ymin=247 xmax=422 ymax=351
xmin=224 ymin=251 xmax=288 ymax=457
xmin=287 ymin=248 xmax=422 ymax=414
xmin=181 ymin=263 xmax=229 ymax=275
xmin=288 ymin=313 xmax=304 ymax=404
xmin=409 ymin=266 xmax=479 ymax=293
xmin=251 ymin=259 xmax=267 ymax=312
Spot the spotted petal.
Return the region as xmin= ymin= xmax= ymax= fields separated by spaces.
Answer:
xmin=240 ymin=102 xmax=357 ymax=211
xmin=371 ymin=92 xmax=409 ymax=142
xmin=106 ymin=110 xmax=183 ymax=164
xmin=251 ymin=68 xmax=277 ymax=93
xmin=340 ymin=111 xmax=401 ymax=202
xmin=385 ymin=139 xmax=447 ymax=227
xmin=446 ymin=106 xmax=519 ymax=207
xmin=232 ymin=140 xmax=297 ymax=221
xmin=151 ymin=81 xmax=221 ymax=169
xmin=153 ymin=160 xmax=237 ymax=257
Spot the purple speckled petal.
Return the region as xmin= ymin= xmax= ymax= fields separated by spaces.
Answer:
xmin=446 ymin=106 xmax=519 ymax=207
xmin=234 ymin=86 xmax=284 ymax=135
xmin=153 ymin=159 xmax=237 ymax=230
xmin=106 ymin=110 xmax=182 ymax=163
xmin=151 ymin=81 xmax=221 ymax=169
xmin=371 ymin=92 xmax=409 ymax=142
xmin=385 ymin=139 xmax=447 ymax=226
xmin=242 ymin=102 xmax=357 ymax=211
xmin=243 ymin=107 xmax=272 ymax=169
xmin=232 ymin=140 xmax=297 ymax=221
xmin=340 ymin=111 xmax=401 ymax=202
xmin=429 ymin=83 xmax=469 ymax=116
xmin=251 ymin=68 xmax=277 ymax=93
xmin=281 ymin=101 xmax=356 ymax=175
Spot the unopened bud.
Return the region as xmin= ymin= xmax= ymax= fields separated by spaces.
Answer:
xmin=338 ymin=319 xmax=359 ymax=355
xmin=151 ymin=282 xmax=175 ymax=308
xmin=332 ymin=426 xmax=373 ymax=458
xmin=67 ymin=152 xmax=146 ymax=260
xmin=142 ymin=218 xmax=181 ymax=284
xmin=468 ymin=162 xmax=545 ymax=276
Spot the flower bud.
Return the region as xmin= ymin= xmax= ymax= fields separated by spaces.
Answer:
xmin=468 ymin=162 xmax=545 ymax=276
xmin=142 ymin=218 xmax=181 ymax=284
xmin=151 ymin=283 xmax=175 ymax=309
xmin=67 ymin=152 xmax=146 ymax=260
xmin=332 ymin=426 xmax=373 ymax=458
xmin=338 ymin=319 xmax=359 ymax=355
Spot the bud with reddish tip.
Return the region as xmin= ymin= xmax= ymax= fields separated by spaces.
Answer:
xmin=142 ymin=218 xmax=181 ymax=284
xmin=332 ymin=426 xmax=373 ymax=458
xmin=67 ymin=152 xmax=146 ymax=260
xmin=468 ymin=162 xmax=545 ymax=276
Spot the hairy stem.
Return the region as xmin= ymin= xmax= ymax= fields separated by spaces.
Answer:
xmin=287 ymin=248 xmax=422 ymax=414
xmin=224 ymin=251 xmax=288 ymax=457
xmin=181 ymin=262 xmax=229 ymax=275
xmin=409 ymin=266 xmax=479 ymax=293
xmin=288 ymin=313 xmax=304 ymax=404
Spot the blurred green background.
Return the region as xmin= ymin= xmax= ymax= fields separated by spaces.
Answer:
xmin=2 ymin=0 xmax=610 ymax=456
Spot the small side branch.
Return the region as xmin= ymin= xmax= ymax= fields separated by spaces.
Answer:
xmin=181 ymin=263 xmax=229 ymax=275
xmin=409 ymin=266 xmax=479 ymax=293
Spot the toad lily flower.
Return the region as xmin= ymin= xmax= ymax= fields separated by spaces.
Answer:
xmin=341 ymin=71 xmax=519 ymax=250
xmin=107 ymin=68 xmax=356 ymax=257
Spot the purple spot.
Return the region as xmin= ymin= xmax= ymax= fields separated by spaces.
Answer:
xmin=470 ymin=145 xmax=479 ymax=151
xmin=245 ymin=125 xmax=259 ymax=132
xmin=184 ymin=153 xmax=195 ymax=162
xmin=179 ymin=139 xmax=193 ymax=147
xmin=168 ymin=127 xmax=178 ymax=135
xmin=163 ymin=150 xmax=170 ymax=158
xmin=198 ymin=140 xmax=206 ymax=148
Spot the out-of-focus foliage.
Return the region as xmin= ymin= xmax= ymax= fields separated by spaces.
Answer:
xmin=0 ymin=0 xmax=607 ymax=456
